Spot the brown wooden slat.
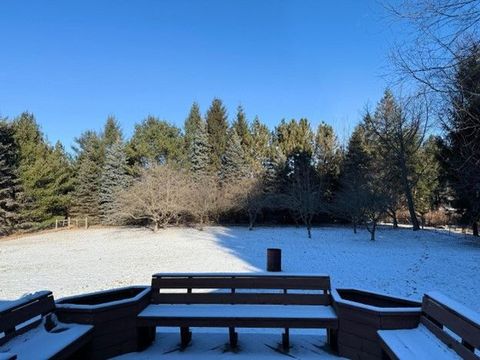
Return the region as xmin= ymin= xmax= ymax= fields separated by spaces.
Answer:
xmin=138 ymin=315 xmax=338 ymax=329
xmin=152 ymin=292 xmax=331 ymax=305
xmin=0 ymin=296 xmax=55 ymax=333
xmin=422 ymin=296 xmax=480 ymax=348
xmin=421 ymin=316 xmax=479 ymax=360
xmin=152 ymin=276 xmax=331 ymax=290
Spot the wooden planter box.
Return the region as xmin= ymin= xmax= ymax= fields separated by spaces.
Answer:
xmin=55 ymin=286 xmax=152 ymax=360
xmin=332 ymin=288 xmax=421 ymax=360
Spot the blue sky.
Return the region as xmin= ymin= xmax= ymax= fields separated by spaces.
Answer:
xmin=0 ymin=0 xmax=401 ymax=149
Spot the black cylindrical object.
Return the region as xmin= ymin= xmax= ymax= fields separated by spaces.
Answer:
xmin=267 ymin=248 xmax=282 ymax=272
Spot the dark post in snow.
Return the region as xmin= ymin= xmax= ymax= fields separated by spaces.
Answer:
xmin=267 ymin=248 xmax=282 ymax=272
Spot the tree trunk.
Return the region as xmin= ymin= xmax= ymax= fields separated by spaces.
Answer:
xmin=306 ymin=218 xmax=312 ymax=238
xmin=473 ymin=221 xmax=479 ymax=237
xmin=370 ymin=221 xmax=376 ymax=241
xmin=391 ymin=210 xmax=398 ymax=228
xmin=353 ymin=219 xmax=357 ymax=234
xmin=153 ymin=221 xmax=159 ymax=232
xmin=248 ymin=210 xmax=257 ymax=231
xmin=399 ymin=156 xmax=420 ymax=231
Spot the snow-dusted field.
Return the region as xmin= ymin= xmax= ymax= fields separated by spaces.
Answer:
xmin=1 ymin=226 xmax=479 ymax=312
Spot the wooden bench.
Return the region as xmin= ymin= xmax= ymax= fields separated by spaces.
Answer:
xmin=137 ymin=273 xmax=338 ymax=351
xmin=378 ymin=292 xmax=480 ymax=359
xmin=0 ymin=291 xmax=93 ymax=360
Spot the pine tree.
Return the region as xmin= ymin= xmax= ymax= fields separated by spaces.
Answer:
xmin=206 ymin=98 xmax=228 ymax=171
xmin=0 ymin=120 xmax=22 ymax=235
xmin=102 ymin=116 xmax=123 ymax=147
xmin=70 ymin=131 xmax=103 ymax=223
xmin=274 ymin=118 xmax=314 ymax=157
xmin=184 ymin=103 xmax=202 ymax=156
xmin=221 ymin=128 xmax=248 ymax=183
xmin=189 ymin=118 xmax=210 ymax=177
xmin=336 ymin=125 xmax=371 ymax=233
xmin=127 ymin=116 xmax=184 ymax=168
xmin=100 ymin=141 xmax=131 ymax=224
xmin=249 ymin=116 xmax=272 ymax=174
xmin=12 ymin=112 xmax=71 ymax=228
xmin=28 ymin=142 xmax=73 ymax=222
xmin=232 ymin=105 xmax=252 ymax=153
xmin=415 ymin=136 xmax=441 ymax=227
xmin=444 ymin=44 xmax=480 ymax=236
xmin=314 ymin=122 xmax=342 ymax=200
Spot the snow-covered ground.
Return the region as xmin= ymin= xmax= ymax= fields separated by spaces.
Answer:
xmin=1 ymin=226 xmax=479 ymax=312
xmin=114 ymin=329 xmax=341 ymax=360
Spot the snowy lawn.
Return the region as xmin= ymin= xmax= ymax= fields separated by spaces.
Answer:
xmin=0 ymin=225 xmax=479 ymax=312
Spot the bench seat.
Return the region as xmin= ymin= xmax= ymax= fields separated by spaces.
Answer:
xmin=0 ymin=321 xmax=93 ymax=360
xmin=378 ymin=292 xmax=480 ymax=360
xmin=378 ymin=324 xmax=461 ymax=360
xmin=138 ymin=304 xmax=338 ymax=328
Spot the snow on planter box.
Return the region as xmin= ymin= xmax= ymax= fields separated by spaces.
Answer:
xmin=55 ymin=286 xmax=152 ymax=360
xmin=332 ymin=288 xmax=421 ymax=360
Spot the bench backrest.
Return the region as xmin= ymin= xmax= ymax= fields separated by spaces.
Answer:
xmin=421 ymin=292 xmax=480 ymax=360
xmin=0 ymin=291 xmax=54 ymax=346
xmin=151 ymin=273 xmax=332 ymax=306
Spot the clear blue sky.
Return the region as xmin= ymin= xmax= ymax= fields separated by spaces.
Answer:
xmin=0 ymin=0 xmax=402 ymax=149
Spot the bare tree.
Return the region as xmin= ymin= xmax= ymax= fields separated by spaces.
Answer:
xmin=334 ymin=180 xmax=367 ymax=234
xmin=364 ymin=188 xmax=390 ymax=241
xmin=283 ymin=152 xmax=322 ymax=239
xmin=188 ymin=174 xmax=223 ymax=230
xmin=225 ymin=176 xmax=277 ymax=231
xmin=115 ymin=164 xmax=191 ymax=231
xmin=387 ymin=0 xmax=480 ymax=97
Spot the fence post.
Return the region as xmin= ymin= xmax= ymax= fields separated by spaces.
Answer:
xmin=85 ymin=217 xmax=88 ymax=229
xmin=55 ymin=219 xmax=58 ymax=229
xmin=68 ymin=217 xmax=71 ymax=227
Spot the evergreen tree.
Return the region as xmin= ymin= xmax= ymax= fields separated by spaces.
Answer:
xmin=0 ymin=120 xmax=22 ymax=235
xmin=206 ymin=98 xmax=228 ymax=171
xmin=189 ymin=117 xmax=210 ymax=176
xmin=444 ymin=43 xmax=480 ymax=235
xmin=221 ymin=128 xmax=248 ymax=183
xmin=415 ymin=136 xmax=441 ymax=227
xmin=184 ymin=102 xmax=202 ymax=156
xmin=314 ymin=122 xmax=342 ymax=200
xmin=127 ymin=116 xmax=184 ymax=169
xmin=34 ymin=142 xmax=73 ymax=221
xmin=250 ymin=116 xmax=272 ymax=174
xmin=336 ymin=124 xmax=370 ymax=233
xmin=13 ymin=112 xmax=72 ymax=228
xmin=232 ymin=105 xmax=252 ymax=153
xmin=70 ymin=131 xmax=103 ymax=223
xmin=102 ymin=116 xmax=123 ymax=147
xmin=100 ymin=141 xmax=131 ymax=224
xmin=274 ymin=118 xmax=314 ymax=157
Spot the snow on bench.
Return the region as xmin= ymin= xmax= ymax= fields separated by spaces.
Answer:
xmin=378 ymin=292 xmax=480 ymax=360
xmin=139 ymin=304 xmax=337 ymax=321
xmin=0 ymin=316 xmax=92 ymax=360
xmin=138 ymin=273 xmax=338 ymax=351
xmin=0 ymin=291 xmax=93 ymax=360
xmin=378 ymin=324 xmax=461 ymax=359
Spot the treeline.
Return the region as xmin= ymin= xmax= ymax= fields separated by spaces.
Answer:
xmin=1 ymin=47 xmax=479 ymax=238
